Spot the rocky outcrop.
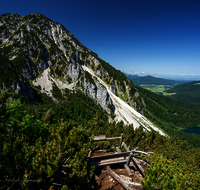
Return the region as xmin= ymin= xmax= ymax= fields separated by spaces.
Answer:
xmin=0 ymin=13 xmax=143 ymax=116
xmin=67 ymin=63 xmax=82 ymax=81
xmin=12 ymin=78 xmax=37 ymax=104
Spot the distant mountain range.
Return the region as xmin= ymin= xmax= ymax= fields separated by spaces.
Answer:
xmin=125 ymin=74 xmax=186 ymax=86
xmin=125 ymin=74 xmax=200 ymax=105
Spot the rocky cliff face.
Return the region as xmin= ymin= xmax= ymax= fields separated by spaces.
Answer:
xmin=0 ymin=13 xmax=144 ymax=116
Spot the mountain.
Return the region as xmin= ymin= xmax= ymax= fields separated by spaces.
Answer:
xmin=124 ymin=73 xmax=140 ymax=80
xmin=127 ymin=75 xmax=186 ymax=86
xmin=164 ymin=80 xmax=200 ymax=104
xmin=1 ymin=13 xmax=200 ymax=190
xmin=1 ymin=13 xmax=200 ymax=142
xmin=0 ymin=13 xmax=165 ymax=135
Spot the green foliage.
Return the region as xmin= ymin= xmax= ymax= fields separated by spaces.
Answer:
xmin=0 ymin=91 xmax=95 ymax=189
xmin=164 ymin=80 xmax=200 ymax=104
xmin=1 ymin=90 xmax=200 ymax=189
xmin=99 ymin=58 xmax=127 ymax=91
xmin=136 ymin=85 xmax=200 ymax=148
xmin=0 ymin=57 xmax=18 ymax=89
xmin=142 ymin=155 xmax=200 ymax=190
xmin=141 ymin=160 xmax=190 ymax=190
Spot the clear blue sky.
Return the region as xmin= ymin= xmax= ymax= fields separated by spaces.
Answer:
xmin=1 ymin=0 xmax=200 ymax=78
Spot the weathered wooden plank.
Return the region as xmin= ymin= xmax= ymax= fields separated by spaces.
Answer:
xmin=116 ymin=146 xmax=121 ymax=153
xmin=131 ymin=157 xmax=145 ymax=178
xmin=122 ymin=142 xmax=130 ymax=152
xmin=133 ymin=156 xmax=151 ymax=166
xmin=107 ymin=166 xmax=144 ymax=190
xmin=119 ymin=133 xmax=123 ymax=150
xmin=94 ymin=136 xmax=121 ymax=142
xmin=88 ymin=145 xmax=100 ymax=157
xmin=94 ymin=135 xmax=106 ymax=138
xmin=90 ymin=159 xmax=127 ymax=167
xmin=133 ymin=150 xmax=153 ymax=156
xmin=126 ymin=152 xmax=133 ymax=166
xmin=124 ymin=164 xmax=133 ymax=176
xmin=89 ymin=151 xmax=133 ymax=162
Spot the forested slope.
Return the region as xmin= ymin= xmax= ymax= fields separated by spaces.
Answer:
xmin=135 ymin=86 xmax=200 ymax=147
xmin=0 ymin=90 xmax=200 ymax=189
xmin=164 ymin=80 xmax=200 ymax=104
xmin=128 ymin=75 xmax=185 ymax=86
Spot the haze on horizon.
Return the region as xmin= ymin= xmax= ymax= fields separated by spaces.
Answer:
xmin=1 ymin=0 xmax=200 ymax=78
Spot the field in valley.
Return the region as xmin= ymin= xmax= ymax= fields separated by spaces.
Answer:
xmin=140 ymin=84 xmax=176 ymax=96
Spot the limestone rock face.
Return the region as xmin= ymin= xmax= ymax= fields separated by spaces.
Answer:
xmin=67 ymin=63 xmax=82 ymax=81
xmin=0 ymin=13 xmax=142 ymax=115
xmin=96 ymin=85 xmax=113 ymax=114
xmin=12 ymin=78 xmax=36 ymax=104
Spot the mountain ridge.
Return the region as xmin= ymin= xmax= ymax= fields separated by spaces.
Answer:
xmin=0 ymin=13 xmax=166 ymax=135
xmin=1 ymin=13 xmax=200 ymax=141
xmin=127 ymin=75 xmax=187 ymax=86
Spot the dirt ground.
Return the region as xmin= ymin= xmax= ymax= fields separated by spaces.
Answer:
xmin=91 ymin=152 xmax=149 ymax=190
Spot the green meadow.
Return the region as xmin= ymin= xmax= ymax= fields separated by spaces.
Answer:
xmin=140 ymin=84 xmax=176 ymax=96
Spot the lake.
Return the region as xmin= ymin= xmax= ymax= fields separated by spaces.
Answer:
xmin=180 ymin=127 xmax=200 ymax=135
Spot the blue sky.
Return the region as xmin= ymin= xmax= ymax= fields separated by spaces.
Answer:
xmin=1 ymin=0 xmax=200 ymax=79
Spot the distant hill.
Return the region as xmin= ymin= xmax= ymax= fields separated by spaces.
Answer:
xmin=124 ymin=73 xmax=139 ymax=81
xmin=127 ymin=75 xmax=186 ymax=86
xmin=164 ymin=81 xmax=200 ymax=104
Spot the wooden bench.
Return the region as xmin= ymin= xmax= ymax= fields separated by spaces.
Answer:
xmin=89 ymin=151 xmax=133 ymax=167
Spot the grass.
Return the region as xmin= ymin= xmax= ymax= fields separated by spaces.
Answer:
xmin=140 ymin=85 xmax=176 ymax=96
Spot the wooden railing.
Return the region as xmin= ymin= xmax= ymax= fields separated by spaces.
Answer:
xmin=87 ymin=134 xmax=152 ymax=181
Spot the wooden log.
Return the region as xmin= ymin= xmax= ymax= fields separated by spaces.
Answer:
xmin=133 ymin=156 xmax=151 ymax=166
xmin=133 ymin=150 xmax=153 ymax=156
xmin=124 ymin=164 xmax=133 ymax=176
xmin=119 ymin=133 xmax=123 ymax=150
xmin=89 ymin=151 xmax=133 ymax=162
xmin=94 ymin=136 xmax=121 ymax=142
xmin=94 ymin=135 xmax=105 ymax=139
xmin=131 ymin=157 xmax=145 ymax=178
xmin=88 ymin=145 xmax=100 ymax=157
xmin=90 ymin=159 xmax=128 ymax=167
xmin=116 ymin=146 xmax=121 ymax=153
xmin=89 ymin=149 xmax=149 ymax=163
xmin=122 ymin=142 xmax=130 ymax=152
xmin=126 ymin=152 xmax=133 ymax=166
xmin=107 ymin=166 xmax=144 ymax=190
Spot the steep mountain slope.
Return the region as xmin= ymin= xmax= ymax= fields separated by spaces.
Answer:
xmin=164 ymin=80 xmax=200 ymax=104
xmin=0 ymin=13 xmax=165 ymax=135
xmin=83 ymin=65 xmax=165 ymax=135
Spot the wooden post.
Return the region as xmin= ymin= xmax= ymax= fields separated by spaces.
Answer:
xmin=122 ymin=142 xmax=130 ymax=152
xmin=131 ymin=156 xmax=145 ymax=178
xmin=119 ymin=133 xmax=123 ymax=150
xmin=124 ymin=164 xmax=133 ymax=176
xmin=126 ymin=152 xmax=133 ymax=166
xmin=124 ymin=152 xmax=133 ymax=176
xmin=116 ymin=146 xmax=121 ymax=153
